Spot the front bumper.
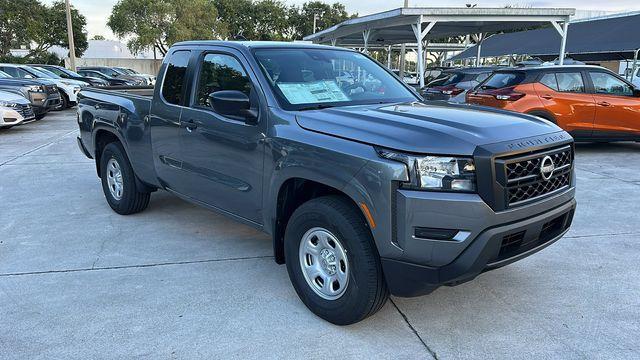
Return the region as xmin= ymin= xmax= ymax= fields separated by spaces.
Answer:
xmin=30 ymin=92 xmax=61 ymax=114
xmin=381 ymin=188 xmax=576 ymax=297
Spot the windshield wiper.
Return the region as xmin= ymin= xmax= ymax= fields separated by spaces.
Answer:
xmin=297 ymin=104 xmax=339 ymax=111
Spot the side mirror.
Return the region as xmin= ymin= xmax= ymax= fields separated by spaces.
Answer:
xmin=24 ymin=74 xmax=34 ymax=79
xmin=209 ymin=90 xmax=257 ymax=124
xmin=633 ymin=89 xmax=640 ymax=97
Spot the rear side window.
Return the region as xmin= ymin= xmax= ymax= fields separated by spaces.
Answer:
xmin=481 ymin=72 xmax=524 ymax=89
xmin=162 ymin=50 xmax=191 ymax=105
xmin=556 ymin=73 xmax=585 ymax=93
xmin=539 ymin=73 xmax=559 ymax=91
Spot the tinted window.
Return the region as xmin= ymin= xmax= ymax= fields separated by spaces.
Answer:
xmin=481 ymin=72 xmax=525 ymax=89
xmin=556 ymin=73 xmax=585 ymax=93
xmin=44 ymin=67 xmax=65 ymax=76
xmin=539 ymin=73 xmax=559 ymax=91
xmin=475 ymin=73 xmax=490 ymax=83
xmin=161 ymin=50 xmax=191 ymax=105
xmin=0 ymin=67 xmax=19 ymax=77
xmin=195 ymin=53 xmax=251 ymax=107
xmin=589 ymin=72 xmax=633 ymax=96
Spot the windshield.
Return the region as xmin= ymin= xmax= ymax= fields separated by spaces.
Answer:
xmin=32 ymin=67 xmax=62 ymax=79
xmin=253 ymin=48 xmax=417 ymax=110
xmin=439 ymin=72 xmax=465 ymax=86
xmin=23 ymin=66 xmax=53 ymax=79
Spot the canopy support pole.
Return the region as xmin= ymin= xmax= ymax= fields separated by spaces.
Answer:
xmin=551 ymin=20 xmax=569 ymax=65
xmin=631 ymin=48 xmax=639 ymax=84
xmin=387 ymin=46 xmax=392 ymax=68
xmin=412 ymin=18 xmax=436 ymax=88
xmin=474 ymin=33 xmax=484 ymax=67
xmin=362 ymin=30 xmax=371 ymax=54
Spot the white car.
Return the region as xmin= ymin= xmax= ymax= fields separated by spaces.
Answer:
xmin=628 ymin=67 xmax=640 ymax=88
xmin=0 ymin=64 xmax=88 ymax=108
xmin=0 ymin=90 xmax=34 ymax=129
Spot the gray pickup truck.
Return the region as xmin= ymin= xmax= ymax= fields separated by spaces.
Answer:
xmin=77 ymin=41 xmax=576 ymax=325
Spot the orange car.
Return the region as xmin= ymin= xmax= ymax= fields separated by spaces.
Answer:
xmin=466 ymin=65 xmax=640 ymax=141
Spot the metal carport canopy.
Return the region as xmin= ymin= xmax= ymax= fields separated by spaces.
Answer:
xmin=303 ymin=7 xmax=575 ymax=87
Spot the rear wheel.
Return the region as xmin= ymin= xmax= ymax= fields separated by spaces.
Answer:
xmin=99 ymin=142 xmax=150 ymax=215
xmin=284 ymin=195 xmax=389 ymax=325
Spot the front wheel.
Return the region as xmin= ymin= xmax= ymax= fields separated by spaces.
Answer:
xmin=99 ymin=142 xmax=150 ymax=215
xmin=284 ymin=195 xmax=389 ymax=325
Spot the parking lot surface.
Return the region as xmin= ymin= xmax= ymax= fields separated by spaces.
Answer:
xmin=1 ymin=109 xmax=639 ymax=359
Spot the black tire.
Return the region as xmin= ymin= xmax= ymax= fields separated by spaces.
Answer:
xmin=35 ymin=113 xmax=46 ymax=120
xmin=284 ymin=195 xmax=389 ymax=325
xmin=99 ymin=142 xmax=150 ymax=215
xmin=60 ymin=93 xmax=69 ymax=109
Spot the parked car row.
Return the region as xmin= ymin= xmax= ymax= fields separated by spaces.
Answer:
xmin=0 ymin=64 xmax=157 ymax=130
xmin=421 ymin=65 xmax=640 ymax=142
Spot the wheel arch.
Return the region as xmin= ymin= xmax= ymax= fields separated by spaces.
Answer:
xmin=525 ymin=109 xmax=557 ymax=124
xmin=271 ymin=176 xmax=372 ymax=265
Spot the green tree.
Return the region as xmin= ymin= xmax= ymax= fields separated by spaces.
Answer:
xmin=0 ymin=0 xmax=43 ymax=54
xmin=0 ymin=0 xmax=86 ymax=57
xmin=213 ymin=0 xmax=289 ymax=41
xmin=287 ymin=2 xmax=354 ymax=40
xmin=29 ymin=1 xmax=88 ymax=58
xmin=108 ymin=0 xmax=225 ymax=56
xmin=92 ymin=35 xmax=106 ymax=40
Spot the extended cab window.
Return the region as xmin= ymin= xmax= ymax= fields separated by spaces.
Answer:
xmin=195 ymin=53 xmax=252 ymax=107
xmin=589 ymin=72 xmax=633 ymax=96
xmin=556 ymin=73 xmax=585 ymax=93
xmin=162 ymin=50 xmax=191 ymax=105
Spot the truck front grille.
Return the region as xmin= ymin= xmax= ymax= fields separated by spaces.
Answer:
xmin=497 ymin=145 xmax=573 ymax=208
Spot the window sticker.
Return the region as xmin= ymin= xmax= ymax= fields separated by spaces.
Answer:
xmin=277 ymin=80 xmax=350 ymax=104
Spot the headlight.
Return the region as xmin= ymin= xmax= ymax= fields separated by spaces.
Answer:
xmin=377 ymin=148 xmax=477 ymax=192
xmin=27 ymin=85 xmax=45 ymax=92
xmin=0 ymin=100 xmax=17 ymax=107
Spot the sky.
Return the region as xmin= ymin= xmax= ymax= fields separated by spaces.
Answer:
xmin=42 ymin=0 xmax=640 ymax=40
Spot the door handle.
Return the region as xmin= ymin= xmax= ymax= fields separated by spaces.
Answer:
xmin=180 ymin=119 xmax=198 ymax=132
xmin=541 ymin=94 xmax=553 ymax=100
xmin=597 ymin=101 xmax=611 ymax=107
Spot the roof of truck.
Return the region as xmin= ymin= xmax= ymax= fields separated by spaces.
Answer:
xmin=172 ymin=40 xmax=344 ymax=51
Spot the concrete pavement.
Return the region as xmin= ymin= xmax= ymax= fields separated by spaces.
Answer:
xmin=1 ymin=109 xmax=639 ymax=359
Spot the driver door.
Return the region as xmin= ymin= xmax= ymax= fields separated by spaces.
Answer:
xmin=177 ymin=49 xmax=266 ymax=224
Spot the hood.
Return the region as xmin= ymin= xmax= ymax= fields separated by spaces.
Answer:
xmin=295 ymin=102 xmax=563 ymax=155
xmin=0 ymin=90 xmax=29 ymax=104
